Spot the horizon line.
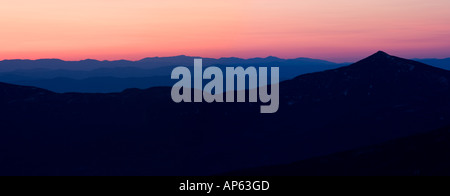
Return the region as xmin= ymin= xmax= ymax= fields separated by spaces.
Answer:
xmin=1 ymin=54 xmax=449 ymax=64
xmin=1 ymin=50 xmax=450 ymax=64
xmin=0 ymin=55 xmax=347 ymax=64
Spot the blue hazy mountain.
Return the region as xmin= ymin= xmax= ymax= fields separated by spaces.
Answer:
xmin=2 ymin=56 xmax=448 ymax=93
xmin=415 ymin=58 xmax=450 ymax=70
xmin=0 ymin=56 xmax=346 ymax=93
xmin=1 ymin=51 xmax=450 ymax=176
xmin=11 ymin=76 xmax=173 ymax=93
xmin=0 ymin=56 xmax=344 ymax=72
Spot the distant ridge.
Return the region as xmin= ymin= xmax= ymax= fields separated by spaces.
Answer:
xmin=0 ymin=56 xmax=346 ymax=93
xmin=416 ymin=58 xmax=450 ymax=70
xmin=0 ymin=56 xmax=341 ymax=71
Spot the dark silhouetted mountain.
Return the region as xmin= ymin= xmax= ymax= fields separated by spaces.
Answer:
xmin=227 ymin=125 xmax=450 ymax=176
xmin=1 ymin=51 xmax=450 ymax=176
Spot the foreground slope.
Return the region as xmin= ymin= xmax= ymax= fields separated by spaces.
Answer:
xmin=228 ymin=126 xmax=450 ymax=176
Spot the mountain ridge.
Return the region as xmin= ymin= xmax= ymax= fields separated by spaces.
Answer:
xmin=1 ymin=51 xmax=450 ymax=175
xmin=0 ymin=56 xmax=347 ymax=93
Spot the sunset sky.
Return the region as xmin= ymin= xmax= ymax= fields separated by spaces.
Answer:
xmin=0 ymin=0 xmax=449 ymax=62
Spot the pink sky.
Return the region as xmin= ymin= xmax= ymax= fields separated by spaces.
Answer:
xmin=0 ymin=0 xmax=449 ymax=62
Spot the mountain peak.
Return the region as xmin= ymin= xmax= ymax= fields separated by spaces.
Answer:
xmin=354 ymin=51 xmax=401 ymax=66
xmin=265 ymin=56 xmax=281 ymax=60
xmin=341 ymin=50 xmax=446 ymax=76
xmin=367 ymin=51 xmax=392 ymax=59
xmin=374 ymin=50 xmax=389 ymax=56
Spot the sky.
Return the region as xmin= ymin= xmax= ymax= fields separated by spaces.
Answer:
xmin=0 ymin=0 xmax=449 ymax=62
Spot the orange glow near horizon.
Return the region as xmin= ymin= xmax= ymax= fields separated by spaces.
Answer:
xmin=1 ymin=0 xmax=450 ymax=62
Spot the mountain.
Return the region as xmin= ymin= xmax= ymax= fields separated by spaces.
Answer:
xmin=2 ymin=76 xmax=175 ymax=93
xmin=0 ymin=56 xmax=343 ymax=73
xmin=1 ymin=51 xmax=450 ymax=176
xmin=0 ymin=57 xmax=346 ymax=93
xmin=227 ymin=125 xmax=450 ymax=176
xmin=415 ymin=58 xmax=450 ymax=70
xmin=0 ymin=59 xmax=134 ymax=72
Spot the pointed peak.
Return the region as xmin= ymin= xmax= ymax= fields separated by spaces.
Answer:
xmin=360 ymin=51 xmax=397 ymax=63
xmin=375 ymin=50 xmax=389 ymax=55
xmin=371 ymin=51 xmax=390 ymax=58
xmin=347 ymin=50 xmax=442 ymax=73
